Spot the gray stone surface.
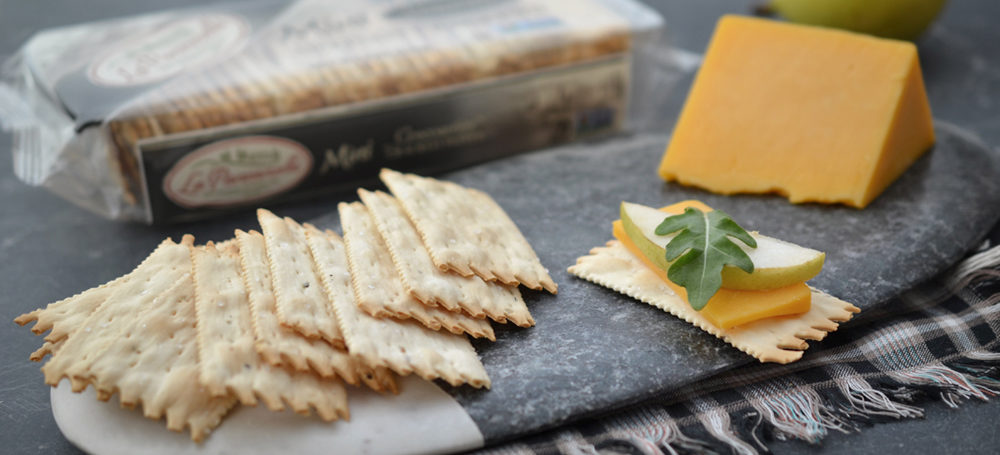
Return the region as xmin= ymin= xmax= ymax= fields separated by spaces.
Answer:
xmin=306 ymin=124 xmax=1000 ymax=443
xmin=401 ymin=123 xmax=999 ymax=443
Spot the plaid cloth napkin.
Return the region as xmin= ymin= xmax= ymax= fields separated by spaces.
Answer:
xmin=481 ymin=240 xmax=1000 ymax=454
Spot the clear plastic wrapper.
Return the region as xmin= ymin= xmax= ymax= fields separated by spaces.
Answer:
xmin=0 ymin=0 xmax=681 ymax=223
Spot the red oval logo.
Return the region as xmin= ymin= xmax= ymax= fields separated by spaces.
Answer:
xmin=163 ymin=136 xmax=314 ymax=209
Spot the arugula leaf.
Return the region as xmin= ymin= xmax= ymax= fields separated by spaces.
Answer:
xmin=654 ymin=207 xmax=757 ymax=310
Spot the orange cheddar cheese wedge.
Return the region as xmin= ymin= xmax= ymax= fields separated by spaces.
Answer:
xmin=658 ymin=15 xmax=935 ymax=208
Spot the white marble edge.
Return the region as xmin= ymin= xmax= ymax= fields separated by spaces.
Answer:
xmin=51 ymin=376 xmax=485 ymax=455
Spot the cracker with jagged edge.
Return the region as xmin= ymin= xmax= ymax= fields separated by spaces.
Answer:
xmin=235 ymin=229 xmax=397 ymax=394
xmin=14 ymin=236 xmax=187 ymax=360
xmin=17 ymin=276 xmax=125 ymax=361
xmin=306 ymin=227 xmax=491 ymax=389
xmin=83 ymin=276 xmax=237 ymax=442
xmin=258 ymin=209 xmax=344 ymax=347
xmin=29 ymin=340 xmax=63 ymax=362
xmin=379 ymin=168 xmax=557 ymax=294
xmin=358 ymin=190 xmax=533 ymax=327
xmin=15 ymin=237 xmax=238 ymax=362
xmin=190 ymin=241 xmax=350 ymax=421
xmin=41 ymin=235 xmax=197 ymax=388
xmin=27 ymin=235 xmax=233 ymax=441
xmin=337 ymin=202 xmax=495 ymax=340
xmin=15 ymin=274 xmax=125 ymax=341
xmin=568 ymin=241 xmax=860 ymax=364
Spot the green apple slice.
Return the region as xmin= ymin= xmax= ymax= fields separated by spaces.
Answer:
xmin=620 ymin=201 xmax=825 ymax=290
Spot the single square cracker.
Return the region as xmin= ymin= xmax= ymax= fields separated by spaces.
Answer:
xmin=379 ymin=168 xmax=557 ymax=293
xmin=15 ymin=236 xmax=195 ymax=360
xmin=358 ymin=189 xmax=533 ymax=327
xmin=34 ymin=236 xmax=235 ymax=441
xmin=307 ymin=227 xmax=491 ymax=388
xmin=191 ymin=241 xmax=350 ymax=421
xmin=41 ymin=235 xmax=197 ymax=388
xmin=258 ymin=209 xmax=344 ymax=347
xmin=568 ymin=241 xmax=860 ymax=364
xmin=83 ymin=276 xmax=237 ymax=442
xmin=336 ymin=202 xmax=495 ymax=340
xmin=235 ymin=229 xmax=396 ymax=394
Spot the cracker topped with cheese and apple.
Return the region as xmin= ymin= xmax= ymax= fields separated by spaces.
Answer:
xmin=568 ymin=200 xmax=859 ymax=364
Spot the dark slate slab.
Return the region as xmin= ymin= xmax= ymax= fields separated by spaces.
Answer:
xmin=309 ymin=122 xmax=1000 ymax=444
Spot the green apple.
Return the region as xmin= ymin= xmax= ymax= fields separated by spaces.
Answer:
xmin=619 ymin=202 xmax=825 ymax=290
xmin=768 ymin=0 xmax=947 ymax=41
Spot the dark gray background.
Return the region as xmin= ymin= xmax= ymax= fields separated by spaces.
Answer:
xmin=2 ymin=0 xmax=999 ymax=453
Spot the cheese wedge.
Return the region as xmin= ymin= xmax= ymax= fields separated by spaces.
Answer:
xmin=613 ymin=220 xmax=810 ymax=329
xmin=659 ymin=15 xmax=935 ymax=208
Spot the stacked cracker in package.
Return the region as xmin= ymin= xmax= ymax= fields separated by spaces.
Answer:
xmin=0 ymin=0 xmax=664 ymax=223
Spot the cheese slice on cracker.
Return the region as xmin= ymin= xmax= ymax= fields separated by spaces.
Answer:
xmin=568 ymin=241 xmax=859 ymax=364
xmin=191 ymin=241 xmax=350 ymax=421
xmin=235 ymin=229 xmax=396 ymax=393
xmin=258 ymin=209 xmax=344 ymax=347
xmin=337 ymin=201 xmax=495 ymax=340
xmin=379 ymin=168 xmax=557 ymax=293
xmin=306 ymin=227 xmax=491 ymax=389
xmin=358 ymin=189 xmax=534 ymax=327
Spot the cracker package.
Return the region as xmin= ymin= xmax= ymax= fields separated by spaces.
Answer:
xmin=0 ymin=0 xmax=667 ymax=223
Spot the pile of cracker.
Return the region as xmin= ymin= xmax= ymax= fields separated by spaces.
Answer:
xmin=15 ymin=168 xmax=556 ymax=442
